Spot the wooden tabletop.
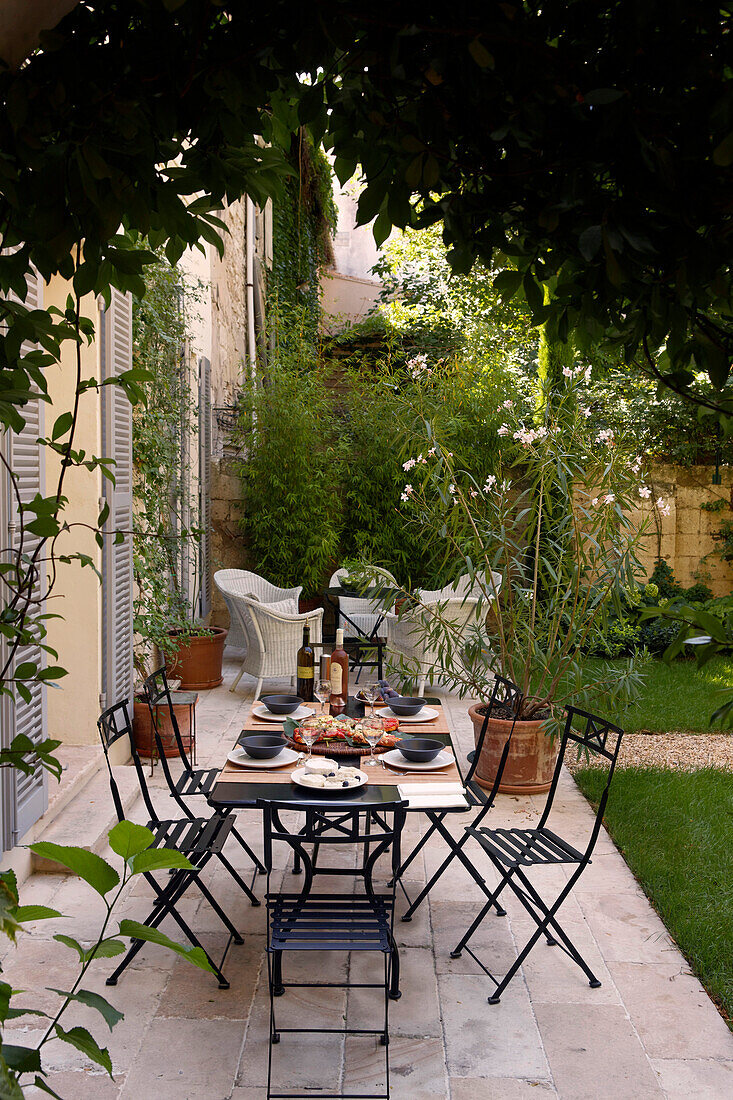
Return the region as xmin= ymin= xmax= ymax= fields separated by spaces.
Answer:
xmin=211 ymin=699 xmax=465 ymax=804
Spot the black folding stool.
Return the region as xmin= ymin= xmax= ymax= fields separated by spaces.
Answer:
xmin=394 ymin=674 xmax=523 ymax=922
xmin=143 ymin=666 xmax=266 ymax=902
xmin=261 ymin=799 xmax=407 ymax=1100
xmin=98 ymin=699 xmax=244 ymax=989
xmin=450 ymin=705 xmax=624 ymax=1003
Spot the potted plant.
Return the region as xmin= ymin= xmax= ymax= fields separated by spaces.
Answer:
xmin=382 ymin=373 xmax=650 ymax=792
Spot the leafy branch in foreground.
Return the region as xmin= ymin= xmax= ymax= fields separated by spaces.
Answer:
xmin=0 ymin=821 xmax=212 ymax=1097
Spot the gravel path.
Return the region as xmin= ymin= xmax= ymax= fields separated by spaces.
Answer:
xmin=567 ymin=732 xmax=733 ymax=771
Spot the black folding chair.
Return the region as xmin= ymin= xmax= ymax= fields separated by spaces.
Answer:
xmin=98 ymin=700 xmax=244 ymax=989
xmin=143 ymin=666 xmax=266 ymax=901
xmin=450 ymin=705 xmax=624 ymax=1003
xmin=261 ymin=799 xmax=407 ymax=1100
xmin=395 ymin=674 xmax=523 ymax=922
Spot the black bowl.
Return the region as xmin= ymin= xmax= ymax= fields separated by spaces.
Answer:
xmin=388 ymin=696 xmax=427 ymax=717
xmin=259 ymin=694 xmax=303 ymax=715
xmin=240 ymin=734 xmax=286 ymax=760
xmin=399 ymin=737 xmax=444 ymax=763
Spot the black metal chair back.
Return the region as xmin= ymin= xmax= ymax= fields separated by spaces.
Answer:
xmin=143 ymin=666 xmax=191 ymax=768
xmin=536 ymin=704 xmax=624 ymax=857
xmin=97 ymin=699 xmax=158 ymax=824
xmin=465 ymin=673 xmax=524 ymax=789
xmin=261 ymin=800 xmax=407 ymax=900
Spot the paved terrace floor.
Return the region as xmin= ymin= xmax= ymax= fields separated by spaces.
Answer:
xmin=6 ymin=656 xmax=733 ymax=1099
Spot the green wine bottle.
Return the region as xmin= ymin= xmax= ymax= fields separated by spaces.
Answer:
xmin=296 ymin=624 xmax=314 ymax=701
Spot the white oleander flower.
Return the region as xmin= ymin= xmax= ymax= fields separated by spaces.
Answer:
xmin=402 ymin=458 xmax=416 ymax=471
xmin=638 ymin=486 xmax=652 ymax=499
xmin=400 ymin=484 xmax=414 ymax=502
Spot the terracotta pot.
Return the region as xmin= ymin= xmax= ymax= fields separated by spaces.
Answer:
xmin=132 ymin=699 xmax=194 ymax=759
xmin=165 ymin=627 xmax=227 ymax=689
xmin=468 ymin=703 xmax=558 ymax=794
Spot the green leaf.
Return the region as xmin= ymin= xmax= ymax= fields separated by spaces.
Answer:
xmin=54 ymin=1025 xmax=113 ymax=1076
xmin=2 ymin=1045 xmax=41 ymax=1073
xmin=46 ymin=989 xmax=123 ymax=1031
xmin=584 ymin=88 xmax=624 ymax=105
xmin=578 ymin=226 xmax=602 ymax=261
xmin=713 ymin=130 xmax=733 ymax=167
xmin=51 ymin=412 xmax=73 ymax=440
xmin=118 ymin=920 xmax=214 ymax=972
xmin=28 ymin=844 xmax=119 ymax=896
xmin=468 ymin=38 xmax=495 ymax=69
xmin=372 ymin=210 xmax=392 ymax=248
xmin=31 ymin=1077 xmax=64 ymax=1100
xmin=53 ymin=933 xmax=86 ymax=961
xmin=129 ymin=848 xmax=193 ymax=875
xmin=15 ymin=905 xmax=64 ymax=922
xmin=108 ymin=821 xmax=154 ymax=862
xmin=86 ymin=938 xmax=126 ymax=961
xmin=0 ymin=1057 xmax=24 ymax=1100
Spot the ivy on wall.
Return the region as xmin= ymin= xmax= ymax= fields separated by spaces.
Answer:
xmin=269 ymin=130 xmax=337 ymax=347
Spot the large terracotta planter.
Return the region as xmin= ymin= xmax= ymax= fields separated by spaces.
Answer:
xmin=468 ymin=703 xmax=558 ymax=794
xmin=132 ymin=699 xmax=194 ymax=759
xmin=165 ymin=627 xmax=227 ymax=689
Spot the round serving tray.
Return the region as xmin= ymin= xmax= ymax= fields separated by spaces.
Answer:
xmin=283 ymin=735 xmax=395 ymax=758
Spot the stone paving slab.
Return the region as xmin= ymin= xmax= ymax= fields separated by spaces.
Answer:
xmin=7 ymin=658 xmax=733 ymax=1098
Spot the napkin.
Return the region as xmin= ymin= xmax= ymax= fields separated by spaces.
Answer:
xmin=397 ymin=782 xmax=469 ymax=810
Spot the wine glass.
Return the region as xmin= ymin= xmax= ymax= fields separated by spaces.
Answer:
xmin=361 ymin=716 xmax=384 ymax=767
xmin=299 ymin=717 xmax=321 ymax=762
xmin=362 ymin=682 xmax=380 ymax=717
xmin=314 ymin=678 xmax=331 ymax=716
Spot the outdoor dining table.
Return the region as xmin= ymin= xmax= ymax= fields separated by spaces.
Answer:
xmin=208 ymin=697 xmax=468 ymax=815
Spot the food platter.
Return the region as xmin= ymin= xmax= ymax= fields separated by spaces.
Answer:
xmin=290 ymin=762 xmax=368 ymax=793
xmin=283 ymin=714 xmax=402 ymax=758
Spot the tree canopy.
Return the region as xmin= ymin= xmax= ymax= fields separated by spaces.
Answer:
xmin=0 ymin=0 xmax=732 ymax=433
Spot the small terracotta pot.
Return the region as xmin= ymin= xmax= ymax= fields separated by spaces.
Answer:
xmin=165 ymin=627 xmax=227 ymax=690
xmin=132 ymin=699 xmax=194 ymax=759
xmin=468 ymin=703 xmax=558 ymax=794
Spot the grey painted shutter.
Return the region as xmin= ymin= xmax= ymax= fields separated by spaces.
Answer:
xmin=4 ymin=269 xmax=48 ymax=844
xmin=101 ymin=289 xmax=133 ymax=709
xmin=198 ymin=356 xmax=211 ymax=618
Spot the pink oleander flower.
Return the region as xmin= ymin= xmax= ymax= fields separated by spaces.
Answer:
xmin=638 ymin=486 xmax=652 ymax=499
xmin=497 ymin=425 xmax=510 ymax=437
xmin=402 ymin=457 xmax=416 ymax=471
xmin=400 ymin=484 xmax=413 ymax=502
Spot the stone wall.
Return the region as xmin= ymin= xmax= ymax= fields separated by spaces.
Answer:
xmin=209 ymin=456 xmax=248 ymax=629
xmin=631 ymin=464 xmax=733 ymax=595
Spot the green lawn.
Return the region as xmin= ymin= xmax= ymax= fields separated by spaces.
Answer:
xmin=592 ymin=655 xmax=733 ymax=733
xmin=575 ymin=766 xmax=733 ymax=1027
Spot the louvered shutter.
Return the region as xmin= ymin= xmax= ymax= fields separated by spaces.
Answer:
xmin=101 ymin=289 xmax=133 ymax=709
xmin=3 ymin=270 xmax=48 ymax=845
xmin=198 ymin=356 xmax=212 ymax=618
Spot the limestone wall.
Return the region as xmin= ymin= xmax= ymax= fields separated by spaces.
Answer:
xmin=209 ymin=457 xmax=249 ymax=628
xmin=630 ymin=464 xmax=733 ymax=595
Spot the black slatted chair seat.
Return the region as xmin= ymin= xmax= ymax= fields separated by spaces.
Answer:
xmin=148 ymin=814 xmax=236 ymax=859
xmin=269 ymin=892 xmax=394 ymax=953
xmin=471 ymin=826 xmax=585 ymax=867
xmin=173 ymin=766 xmax=219 ymax=797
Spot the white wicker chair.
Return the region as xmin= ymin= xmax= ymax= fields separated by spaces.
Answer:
xmin=329 ymin=565 xmax=398 ymax=639
xmin=214 ymin=571 xmax=321 ymax=697
xmin=214 ymin=569 xmax=301 ymax=651
xmin=385 ymin=571 xmax=502 ymax=695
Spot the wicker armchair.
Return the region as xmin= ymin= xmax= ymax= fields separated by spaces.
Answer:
xmin=214 ymin=571 xmax=321 ymax=697
xmin=385 ymin=571 xmax=502 ymax=695
xmin=214 ymin=569 xmax=301 ymax=650
xmin=329 ymin=565 xmax=398 ymax=639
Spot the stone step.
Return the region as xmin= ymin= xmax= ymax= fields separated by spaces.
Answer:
xmin=31 ymin=764 xmax=142 ymax=874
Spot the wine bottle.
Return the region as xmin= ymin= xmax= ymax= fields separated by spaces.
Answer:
xmin=296 ymin=624 xmax=314 ymax=701
xmin=329 ymin=659 xmax=346 ymax=715
xmin=330 ymin=627 xmax=349 ymax=701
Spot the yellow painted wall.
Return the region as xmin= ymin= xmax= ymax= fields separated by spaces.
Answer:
xmin=43 ymin=278 xmax=104 ymax=746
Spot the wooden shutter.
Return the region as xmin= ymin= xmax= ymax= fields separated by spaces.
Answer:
xmin=1 ymin=270 xmax=48 ymax=846
xmin=101 ymin=289 xmax=133 ymax=709
xmin=198 ymin=356 xmax=212 ymax=619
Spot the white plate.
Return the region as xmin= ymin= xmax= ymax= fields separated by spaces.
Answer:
xmin=381 ymin=706 xmax=440 ymax=723
xmin=252 ymin=703 xmax=314 ymax=722
xmin=290 ymin=765 xmax=368 ymax=791
xmin=227 ymin=746 xmax=300 ymax=769
xmin=381 ymin=748 xmax=454 ymax=771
